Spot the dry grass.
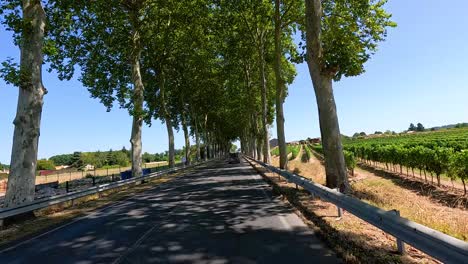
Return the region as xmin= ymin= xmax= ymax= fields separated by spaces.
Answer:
xmin=0 ymin=169 xmax=189 ymax=247
xmin=351 ymin=167 xmax=468 ymax=241
xmin=256 ymin=154 xmax=468 ymax=263
xmin=280 ymin=154 xmax=468 ymax=241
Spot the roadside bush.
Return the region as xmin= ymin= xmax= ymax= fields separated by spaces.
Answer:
xmin=344 ymin=150 xmax=356 ymax=176
xmin=293 ymin=168 xmax=301 ymax=175
xmin=37 ymin=159 xmax=56 ymax=170
xmin=271 ymin=147 xmax=279 ymax=156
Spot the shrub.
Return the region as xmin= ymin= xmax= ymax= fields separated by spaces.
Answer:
xmin=344 ymin=150 xmax=356 ymax=176
xmin=287 ymin=145 xmax=300 ymax=160
xmin=271 ymin=147 xmax=279 ymax=156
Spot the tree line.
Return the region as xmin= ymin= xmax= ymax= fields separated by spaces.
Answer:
xmin=0 ymin=0 xmax=395 ymax=208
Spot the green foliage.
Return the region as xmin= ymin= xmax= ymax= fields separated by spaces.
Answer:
xmin=230 ymin=144 xmax=238 ymax=153
xmin=287 ymin=145 xmax=300 ymax=160
xmin=108 ymin=151 xmax=129 ymax=167
xmin=344 ymin=128 xmax=468 ymax=189
xmin=310 ymin=144 xmax=324 ymax=154
xmin=271 ymin=147 xmax=280 ymax=156
xmin=416 ymin=123 xmax=425 ymax=132
xmin=343 ymin=150 xmax=356 ymax=174
xmin=0 ymin=162 xmax=8 ymax=171
xmin=49 ymin=154 xmax=74 ymax=166
xmin=317 ymin=0 xmax=396 ymax=80
xmin=37 ymin=159 xmax=56 ymax=171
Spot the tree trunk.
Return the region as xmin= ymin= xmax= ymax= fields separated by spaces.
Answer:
xmin=462 ymin=178 xmax=466 ymax=196
xmin=194 ymin=120 xmax=201 ymax=161
xmin=258 ymin=42 xmax=271 ymax=164
xmin=305 ymin=0 xmax=349 ymax=191
xmin=164 ymin=119 xmax=175 ymax=167
xmin=274 ymin=0 xmax=288 ymax=170
xmin=4 ymin=0 xmax=46 ymax=208
xmin=129 ymin=29 xmax=144 ymax=178
xmin=204 ymin=115 xmax=209 ymax=161
xmin=256 ymin=138 xmax=263 ymax=161
xmin=160 ymin=73 xmax=174 ymax=168
xmin=182 ymin=113 xmax=191 ymax=165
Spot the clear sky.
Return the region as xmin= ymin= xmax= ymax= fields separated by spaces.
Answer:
xmin=1 ymin=0 xmax=467 ymax=164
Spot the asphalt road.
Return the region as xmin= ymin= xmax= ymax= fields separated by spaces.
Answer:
xmin=0 ymin=159 xmax=340 ymax=264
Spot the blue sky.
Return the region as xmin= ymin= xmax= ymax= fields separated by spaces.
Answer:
xmin=1 ymin=0 xmax=467 ymax=164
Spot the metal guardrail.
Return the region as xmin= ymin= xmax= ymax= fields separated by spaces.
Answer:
xmin=245 ymin=156 xmax=468 ymax=264
xmin=0 ymin=161 xmax=206 ymax=223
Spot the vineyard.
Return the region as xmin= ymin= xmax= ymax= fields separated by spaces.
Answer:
xmin=304 ymin=128 xmax=468 ymax=194
xmin=269 ymin=136 xmax=468 ymax=243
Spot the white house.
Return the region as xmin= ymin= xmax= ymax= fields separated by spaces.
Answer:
xmin=84 ymin=164 xmax=95 ymax=171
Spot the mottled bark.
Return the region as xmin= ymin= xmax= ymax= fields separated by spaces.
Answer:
xmin=305 ymin=0 xmax=349 ymax=190
xmin=165 ymin=118 xmax=175 ymax=168
xmin=4 ymin=0 xmax=47 ymax=208
xmin=258 ymin=43 xmax=271 ymax=164
xmin=129 ymin=28 xmax=144 ymax=178
xmin=204 ymin=115 xmax=209 ymax=160
xmin=274 ymin=0 xmax=287 ymax=169
xmin=194 ymin=119 xmax=201 ymax=161
xmin=160 ymin=73 xmax=174 ymax=168
xmin=181 ymin=114 xmax=190 ymax=165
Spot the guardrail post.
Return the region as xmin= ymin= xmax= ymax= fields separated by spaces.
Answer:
xmin=111 ymin=173 xmax=114 ymax=182
xmin=334 ymin=188 xmax=343 ymax=219
xmin=92 ymin=177 xmax=96 ymax=186
xmin=391 ymin=209 xmax=406 ymax=255
xmin=337 ymin=206 xmax=343 ymax=218
xmin=66 ymin=181 xmax=69 ymax=193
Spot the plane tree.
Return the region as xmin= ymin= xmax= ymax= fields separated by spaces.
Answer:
xmin=0 ymin=0 xmax=77 ymax=207
xmin=304 ymin=0 xmax=395 ymax=190
xmin=273 ymin=0 xmax=303 ymax=169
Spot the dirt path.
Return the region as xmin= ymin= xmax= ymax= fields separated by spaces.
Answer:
xmin=294 ymin=145 xmax=303 ymax=161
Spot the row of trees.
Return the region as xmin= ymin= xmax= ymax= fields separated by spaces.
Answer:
xmin=408 ymin=123 xmax=425 ymax=132
xmin=347 ymin=144 xmax=468 ymax=194
xmin=1 ymin=0 xmax=394 ymax=207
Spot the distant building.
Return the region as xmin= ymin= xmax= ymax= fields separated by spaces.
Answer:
xmin=309 ymin=138 xmax=321 ymax=144
xmin=84 ymin=164 xmax=95 ymax=171
xmin=55 ymin=165 xmax=70 ymax=170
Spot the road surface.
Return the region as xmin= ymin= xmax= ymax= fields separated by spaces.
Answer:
xmin=0 ymin=159 xmax=340 ymax=264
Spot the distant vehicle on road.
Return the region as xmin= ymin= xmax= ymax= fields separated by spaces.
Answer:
xmin=228 ymin=152 xmax=240 ymax=164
